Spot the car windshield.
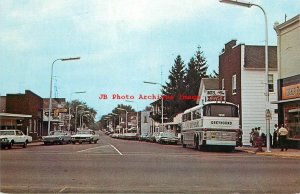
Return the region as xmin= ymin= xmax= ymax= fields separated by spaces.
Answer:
xmin=0 ymin=131 xmax=15 ymax=135
xmin=50 ymin=131 xmax=63 ymax=135
xmin=77 ymin=130 xmax=91 ymax=134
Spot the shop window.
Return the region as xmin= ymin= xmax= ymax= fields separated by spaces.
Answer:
xmin=268 ymin=74 xmax=274 ymax=92
xmin=222 ymin=78 xmax=225 ymax=90
xmin=232 ymin=75 xmax=236 ymax=95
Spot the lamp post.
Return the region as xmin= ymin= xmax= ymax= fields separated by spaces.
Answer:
xmin=219 ymin=0 xmax=270 ymax=152
xmin=48 ymin=57 xmax=80 ymax=135
xmin=143 ymin=81 xmax=164 ymax=132
xmin=106 ymin=115 xmax=114 ymax=131
xmin=116 ymin=108 xmax=128 ymax=133
xmin=75 ymin=105 xmax=84 ymax=133
xmin=68 ymin=91 xmax=86 ymax=131
xmin=125 ymin=100 xmax=139 ymax=134
xmin=80 ymin=111 xmax=90 ymax=130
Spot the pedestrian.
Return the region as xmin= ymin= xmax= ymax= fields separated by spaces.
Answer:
xmin=261 ymin=133 xmax=266 ymax=147
xmin=273 ymin=124 xmax=278 ymax=148
xmin=249 ymin=128 xmax=254 ymax=146
xmin=253 ymin=128 xmax=259 ymax=147
xmin=255 ymin=134 xmax=264 ymax=153
xmin=278 ymin=124 xmax=289 ymax=151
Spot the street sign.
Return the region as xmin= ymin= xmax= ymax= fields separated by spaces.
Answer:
xmin=265 ymin=109 xmax=272 ymax=119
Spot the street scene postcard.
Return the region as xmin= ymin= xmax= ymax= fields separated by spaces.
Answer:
xmin=0 ymin=0 xmax=300 ymax=193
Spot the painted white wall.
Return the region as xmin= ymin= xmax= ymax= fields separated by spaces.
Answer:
xmin=140 ymin=111 xmax=151 ymax=135
xmin=241 ymin=68 xmax=278 ymax=146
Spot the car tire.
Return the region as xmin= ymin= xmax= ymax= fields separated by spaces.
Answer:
xmin=8 ymin=141 xmax=13 ymax=149
xmin=94 ymin=140 xmax=98 ymax=144
xmin=23 ymin=141 xmax=27 ymax=148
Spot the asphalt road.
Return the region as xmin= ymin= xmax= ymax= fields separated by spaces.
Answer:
xmin=1 ymin=132 xmax=299 ymax=193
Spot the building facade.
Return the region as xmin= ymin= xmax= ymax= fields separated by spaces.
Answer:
xmin=219 ymin=40 xmax=278 ymax=146
xmin=5 ymin=90 xmax=43 ymax=139
xmin=274 ymin=15 xmax=300 ymax=148
xmin=42 ymin=98 xmax=67 ymax=136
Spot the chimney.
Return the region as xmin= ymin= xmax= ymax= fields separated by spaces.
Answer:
xmin=224 ymin=40 xmax=237 ymax=52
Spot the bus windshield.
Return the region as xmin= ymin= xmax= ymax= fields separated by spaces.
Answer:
xmin=203 ymin=104 xmax=238 ymax=117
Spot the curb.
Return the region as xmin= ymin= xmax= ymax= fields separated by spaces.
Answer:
xmin=238 ymin=148 xmax=300 ymax=159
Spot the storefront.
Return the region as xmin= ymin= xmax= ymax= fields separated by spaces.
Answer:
xmin=273 ymin=74 xmax=300 ymax=148
xmin=0 ymin=113 xmax=32 ymax=134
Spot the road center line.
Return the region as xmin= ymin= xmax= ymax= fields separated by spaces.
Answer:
xmin=110 ymin=144 xmax=123 ymax=155
xmin=77 ymin=145 xmax=110 ymax=153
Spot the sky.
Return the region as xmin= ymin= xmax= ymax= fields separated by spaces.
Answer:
xmin=1 ymin=0 xmax=299 ymax=119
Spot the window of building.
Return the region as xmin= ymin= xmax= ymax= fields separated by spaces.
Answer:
xmin=268 ymin=74 xmax=274 ymax=92
xmin=222 ymin=78 xmax=225 ymax=90
xmin=232 ymin=75 xmax=236 ymax=94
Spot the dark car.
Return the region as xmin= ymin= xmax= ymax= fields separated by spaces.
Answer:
xmin=0 ymin=137 xmax=11 ymax=149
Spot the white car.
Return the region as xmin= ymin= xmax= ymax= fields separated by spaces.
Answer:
xmin=42 ymin=131 xmax=72 ymax=145
xmin=71 ymin=129 xmax=99 ymax=144
xmin=155 ymin=132 xmax=179 ymax=144
xmin=0 ymin=130 xmax=33 ymax=148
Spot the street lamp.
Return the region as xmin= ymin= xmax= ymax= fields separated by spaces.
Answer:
xmin=48 ymin=57 xmax=80 ymax=135
xmin=143 ymin=81 xmax=164 ymax=132
xmin=68 ymin=91 xmax=86 ymax=131
xmin=125 ymin=100 xmax=139 ymax=135
xmin=75 ymin=105 xmax=84 ymax=132
xmin=219 ymin=0 xmax=270 ymax=152
xmin=80 ymin=111 xmax=90 ymax=130
xmin=106 ymin=115 xmax=114 ymax=131
xmin=111 ymin=113 xmax=120 ymax=133
xmin=116 ymin=108 xmax=128 ymax=133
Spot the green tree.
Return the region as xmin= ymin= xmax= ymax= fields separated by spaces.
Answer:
xmin=209 ymin=70 xmax=219 ymax=78
xmin=99 ymin=104 xmax=135 ymax=130
xmin=184 ymin=46 xmax=209 ymax=109
xmin=66 ymin=100 xmax=97 ymax=131
xmin=162 ymin=55 xmax=186 ymax=119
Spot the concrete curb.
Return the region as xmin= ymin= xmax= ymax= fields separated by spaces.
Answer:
xmin=238 ymin=148 xmax=300 ymax=159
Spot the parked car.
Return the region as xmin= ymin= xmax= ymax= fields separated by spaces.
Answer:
xmin=0 ymin=137 xmax=11 ymax=149
xmin=0 ymin=130 xmax=32 ymax=148
xmin=138 ymin=133 xmax=150 ymax=141
xmin=111 ymin=133 xmax=119 ymax=138
xmin=156 ymin=132 xmax=179 ymax=144
xmin=71 ymin=129 xmax=99 ymax=144
xmin=119 ymin=133 xmax=138 ymax=140
xmin=42 ymin=131 xmax=72 ymax=145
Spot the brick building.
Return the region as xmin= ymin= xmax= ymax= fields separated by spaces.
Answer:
xmin=219 ymin=40 xmax=278 ymax=145
xmin=5 ymin=90 xmax=43 ymax=139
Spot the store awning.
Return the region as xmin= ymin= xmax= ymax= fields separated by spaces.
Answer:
xmin=271 ymin=97 xmax=300 ymax=104
xmin=289 ymin=108 xmax=300 ymax=113
xmin=0 ymin=113 xmax=32 ymax=119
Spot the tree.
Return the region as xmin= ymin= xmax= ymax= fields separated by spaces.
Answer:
xmin=99 ymin=104 xmax=135 ymax=130
xmin=162 ymin=55 xmax=186 ymax=119
xmin=209 ymin=70 xmax=219 ymax=78
xmin=65 ymin=100 xmax=97 ymax=131
xmin=184 ymin=46 xmax=209 ymax=109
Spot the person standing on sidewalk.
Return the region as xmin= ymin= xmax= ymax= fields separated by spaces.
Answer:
xmin=278 ymin=124 xmax=289 ymax=151
xmin=273 ymin=124 xmax=278 ymax=148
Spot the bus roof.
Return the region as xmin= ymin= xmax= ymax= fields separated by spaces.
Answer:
xmin=183 ymin=101 xmax=238 ymax=114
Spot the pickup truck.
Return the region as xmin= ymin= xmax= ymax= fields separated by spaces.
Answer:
xmin=0 ymin=130 xmax=33 ymax=148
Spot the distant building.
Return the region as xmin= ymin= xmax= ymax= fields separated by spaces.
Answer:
xmin=219 ymin=40 xmax=278 ymax=146
xmin=4 ymin=90 xmax=43 ymax=139
xmin=273 ymin=14 xmax=300 ymax=148
xmin=43 ymin=98 xmax=67 ymax=135
xmin=140 ymin=110 xmax=151 ymax=135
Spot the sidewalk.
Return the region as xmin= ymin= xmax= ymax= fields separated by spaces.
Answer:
xmin=237 ymin=146 xmax=300 ymax=159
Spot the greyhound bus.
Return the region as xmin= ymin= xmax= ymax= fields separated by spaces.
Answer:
xmin=181 ymin=101 xmax=240 ymax=151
